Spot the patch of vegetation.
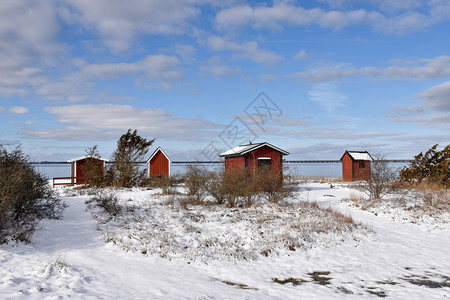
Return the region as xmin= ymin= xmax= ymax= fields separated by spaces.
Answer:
xmin=308 ymin=271 xmax=332 ymax=285
xmin=0 ymin=144 xmax=66 ymax=244
xmin=216 ymin=278 xmax=258 ymax=290
xmin=86 ymin=188 xmax=362 ymax=262
xmin=82 ymin=145 xmax=106 ymax=188
xmin=109 ymin=129 xmax=154 ymax=188
xmin=272 ymin=277 xmax=309 ymax=286
xmin=89 ymin=189 xmax=121 ymax=217
xmin=400 ymin=144 xmax=450 ymax=187
xmin=355 ymin=153 xmax=399 ymax=200
xmin=206 ymin=166 xmax=298 ymax=208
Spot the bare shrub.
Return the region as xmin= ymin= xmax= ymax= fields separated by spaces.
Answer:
xmin=207 ymin=166 xmax=297 ymax=207
xmin=257 ymin=166 xmax=298 ymax=203
xmin=356 ymin=153 xmax=399 ymax=200
xmin=91 ymin=190 xmax=121 ymax=216
xmin=206 ymin=169 xmax=227 ymax=205
xmin=220 ymin=167 xmax=255 ymax=207
xmin=0 ymin=144 xmax=66 ymax=244
xmin=149 ymin=174 xmax=180 ymax=194
xmin=184 ymin=164 xmax=209 ymax=202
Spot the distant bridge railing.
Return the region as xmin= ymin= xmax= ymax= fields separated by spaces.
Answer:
xmin=33 ymin=159 xmax=412 ymax=165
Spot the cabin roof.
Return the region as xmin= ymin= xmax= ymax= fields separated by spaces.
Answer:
xmin=340 ymin=151 xmax=373 ymax=161
xmin=219 ymin=142 xmax=289 ymax=157
xmin=67 ymin=156 xmax=109 ymax=163
xmin=146 ymin=147 xmax=172 ymax=164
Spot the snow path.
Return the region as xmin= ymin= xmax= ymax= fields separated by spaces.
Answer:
xmin=1 ymin=183 xmax=449 ymax=299
xmin=0 ymin=197 xmax=262 ymax=299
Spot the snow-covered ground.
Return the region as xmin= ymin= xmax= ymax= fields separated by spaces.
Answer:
xmin=1 ymin=181 xmax=449 ymax=299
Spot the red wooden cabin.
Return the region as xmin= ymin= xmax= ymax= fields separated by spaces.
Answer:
xmin=219 ymin=142 xmax=289 ymax=174
xmin=340 ymin=151 xmax=373 ymax=181
xmin=147 ymin=147 xmax=172 ymax=177
xmin=67 ymin=156 xmax=108 ymax=184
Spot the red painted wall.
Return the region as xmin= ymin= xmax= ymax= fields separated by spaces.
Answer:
xmin=341 ymin=153 xmax=371 ymax=181
xmin=72 ymin=158 xmax=104 ymax=184
xmin=225 ymin=156 xmax=245 ymax=170
xmin=246 ymin=146 xmax=282 ymax=174
xmin=149 ymin=150 xmax=170 ymax=177
xmin=353 ymin=160 xmax=371 ymax=181
xmin=224 ymin=146 xmax=282 ymax=174
xmin=341 ymin=153 xmax=353 ymax=181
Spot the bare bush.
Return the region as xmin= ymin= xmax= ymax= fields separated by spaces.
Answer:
xmin=0 ymin=144 xmax=66 ymax=244
xmin=257 ymin=166 xmax=298 ymax=203
xmin=356 ymin=153 xmax=399 ymax=200
xmin=184 ymin=164 xmax=209 ymax=202
xmin=206 ymin=169 xmax=227 ymax=205
xmin=207 ymin=166 xmax=297 ymax=207
xmin=90 ymin=190 xmax=121 ymax=216
xmin=146 ymin=174 xmax=180 ymax=194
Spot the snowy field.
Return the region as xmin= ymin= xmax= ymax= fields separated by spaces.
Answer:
xmin=1 ymin=181 xmax=449 ymax=299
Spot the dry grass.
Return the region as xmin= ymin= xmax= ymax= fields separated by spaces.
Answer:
xmin=86 ymin=189 xmax=365 ymax=263
xmin=348 ymin=183 xmax=449 ymax=225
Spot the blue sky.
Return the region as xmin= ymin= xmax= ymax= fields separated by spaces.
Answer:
xmin=1 ymin=0 xmax=450 ymax=161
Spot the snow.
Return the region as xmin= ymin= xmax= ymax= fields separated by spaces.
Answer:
xmin=219 ymin=144 xmax=256 ymax=157
xmin=1 ymin=182 xmax=449 ymax=299
xmin=347 ymin=152 xmax=373 ymax=161
xmin=219 ymin=142 xmax=289 ymax=157
xmin=67 ymin=156 xmax=109 ymax=162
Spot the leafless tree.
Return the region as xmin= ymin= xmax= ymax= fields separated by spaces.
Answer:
xmin=356 ymin=153 xmax=399 ymax=200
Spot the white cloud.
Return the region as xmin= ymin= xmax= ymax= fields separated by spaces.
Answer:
xmin=207 ymin=35 xmax=282 ymax=65
xmin=62 ymin=0 xmax=199 ymax=52
xmin=289 ymin=55 xmax=450 ymax=82
xmin=417 ymin=81 xmax=450 ymax=112
xmin=81 ymin=55 xmax=182 ymax=82
xmin=284 ymin=128 xmax=399 ymax=140
xmin=294 ymin=50 xmax=307 ymax=60
xmin=260 ymin=73 xmax=277 ymax=82
xmin=9 ymin=106 xmax=29 ymax=114
xmin=370 ymin=0 xmax=423 ymax=13
xmin=308 ymin=83 xmax=347 ymax=112
xmin=35 ymin=54 xmax=183 ymax=101
xmin=0 ymin=0 xmax=64 ymax=97
xmin=199 ymin=56 xmax=239 ymax=79
xmin=20 ymin=104 xmax=218 ymax=140
xmin=389 ymin=81 xmax=450 ymax=129
xmin=0 ymin=107 xmax=4 ymax=113
xmin=215 ymin=4 xmax=369 ymax=31
xmin=215 ymin=2 xmax=449 ymax=35
xmin=173 ymin=44 xmax=197 ymax=61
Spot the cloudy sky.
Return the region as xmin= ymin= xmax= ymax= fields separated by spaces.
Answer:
xmin=1 ymin=0 xmax=450 ymax=161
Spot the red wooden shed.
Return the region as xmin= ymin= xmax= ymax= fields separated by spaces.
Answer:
xmin=219 ymin=142 xmax=289 ymax=174
xmin=67 ymin=156 xmax=108 ymax=184
xmin=147 ymin=147 xmax=172 ymax=177
xmin=340 ymin=151 xmax=373 ymax=181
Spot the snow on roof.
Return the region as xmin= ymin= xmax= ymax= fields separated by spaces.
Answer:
xmin=67 ymin=156 xmax=109 ymax=162
xmin=219 ymin=144 xmax=258 ymax=157
xmin=346 ymin=151 xmax=373 ymax=161
xmin=146 ymin=147 xmax=172 ymax=164
xmin=219 ymin=142 xmax=289 ymax=157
